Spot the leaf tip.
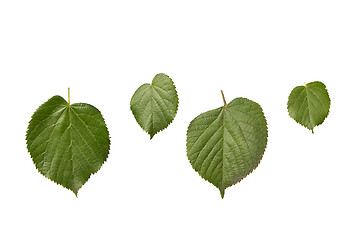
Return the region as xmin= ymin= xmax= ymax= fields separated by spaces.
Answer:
xmin=73 ymin=189 xmax=79 ymax=197
xmin=220 ymin=188 xmax=225 ymax=199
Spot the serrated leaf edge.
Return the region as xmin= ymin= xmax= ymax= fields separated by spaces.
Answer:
xmin=186 ymin=97 xmax=268 ymax=198
xmin=287 ymin=81 xmax=331 ymax=133
xmin=26 ymin=95 xmax=111 ymax=197
xmin=130 ymin=73 xmax=179 ymax=139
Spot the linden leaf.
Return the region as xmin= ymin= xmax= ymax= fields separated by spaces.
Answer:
xmin=26 ymin=89 xmax=110 ymax=196
xmin=130 ymin=73 xmax=179 ymax=139
xmin=287 ymin=81 xmax=330 ymax=133
xmin=186 ymin=91 xmax=268 ymax=198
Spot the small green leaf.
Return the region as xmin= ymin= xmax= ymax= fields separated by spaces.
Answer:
xmin=26 ymin=89 xmax=110 ymax=196
xmin=186 ymin=91 xmax=268 ymax=198
xmin=287 ymin=81 xmax=330 ymax=133
xmin=130 ymin=73 xmax=179 ymax=139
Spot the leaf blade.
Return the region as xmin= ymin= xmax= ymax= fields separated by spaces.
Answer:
xmin=187 ymin=96 xmax=268 ymax=198
xmin=287 ymin=81 xmax=330 ymax=132
xmin=26 ymin=95 xmax=110 ymax=195
xmin=130 ymin=73 xmax=179 ymax=139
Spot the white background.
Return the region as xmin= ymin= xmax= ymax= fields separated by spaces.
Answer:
xmin=1 ymin=0 xmax=359 ymax=239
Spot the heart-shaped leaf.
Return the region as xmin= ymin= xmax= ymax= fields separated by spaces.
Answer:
xmin=130 ymin=73 xmax=179 ymax=139
xmin=287 ymin=81 xmax=330 ymax=133
xmin=26 ymin=89 xmax=110 ymax=196
xmin=186 ymin=91 xmax=268 ymax=198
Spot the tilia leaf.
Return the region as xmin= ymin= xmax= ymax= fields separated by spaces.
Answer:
xmin=186 ymin=91 xmax=268 ymax=198
xmin=26 ymin=89 xmax=110 ymax=196
xmin=130 ymin=73 xmax=179 ymax=139
xmin=287 ymin=81 xmax=330 ymax=133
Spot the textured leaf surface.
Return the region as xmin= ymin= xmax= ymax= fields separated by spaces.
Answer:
xmin=130 ymin=73 xmax=178 ymax=139
xmin=287 ymin=81 xmax=330 ymax=133
xmin=26 ymin=95 xmax=110 ymax=195
xmin=186 ymin=94 xmax=268 ymax=198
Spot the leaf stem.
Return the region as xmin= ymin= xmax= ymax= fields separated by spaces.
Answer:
xmin=68 ymin=87 xmax=70 ymax=105
xmin=221 ymin=90 xmax=227 ymax=107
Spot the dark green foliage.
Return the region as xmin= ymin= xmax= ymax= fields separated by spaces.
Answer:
xmin=186 ymin=92 xmax=268 ymax=198
xmin=26 ymin=94 xmax=110 ymax=196
xmin=287 ymin=81 xmax=330 ymax=133
xmin=130 ymin=73 xmax=179 ymax=139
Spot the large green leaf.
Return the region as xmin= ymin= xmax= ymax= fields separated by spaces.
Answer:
xmin=287 ymin=81 xmax=330 ymax=133
xmin=186 ymin=91 xmax=268 ymax=198
xmin=130 ymin=73 xmax=179 ymax=139
xmin=26 ymin=90 xmax=110 ymax=196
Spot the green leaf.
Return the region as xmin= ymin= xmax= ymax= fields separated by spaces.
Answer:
xmin=186 ymin=91 xmax=268 ymax=198
xmin=287 ymin=81 xmax=330 ymax=133
xmin=26 ymin=90 xmax=110 ymax=196
xmin=130 ymin=73 xmax=179 ymax=139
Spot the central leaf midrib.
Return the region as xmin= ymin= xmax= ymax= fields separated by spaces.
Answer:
xmin=150 ymin=86 xmax=154 ymax=136
xmin=221 ymin=108 xmax=225 ymax=194
xmin=68 ymin=107 xmax=75 ymax=183
xmin=305 ymin=86 xmax=313 ymax=129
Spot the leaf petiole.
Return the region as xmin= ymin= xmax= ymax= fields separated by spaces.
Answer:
xmin=68 ymin=87 xmax=70 ymax=105
xmin=221 ymin=90 xmax=227 ymax=107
